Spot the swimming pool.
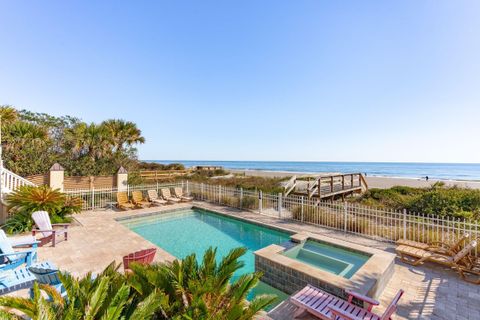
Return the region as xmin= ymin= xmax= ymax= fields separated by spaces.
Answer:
xmin=283 ymin=240 xmax=370 ymax=278
xmin=119 ymin=208 xmax=291 ymax=306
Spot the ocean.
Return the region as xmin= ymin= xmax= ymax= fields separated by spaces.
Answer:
xmin=147 ymin=160 xmax=480 ymax=181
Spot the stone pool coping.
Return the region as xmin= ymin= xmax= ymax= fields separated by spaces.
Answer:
xmin=118 ymin=204 xmax=395 ymax=300
xmin=117 ymin=204 xmax=297 ymax=235
xmin=255 ymin=232 xmax=395 ymax=299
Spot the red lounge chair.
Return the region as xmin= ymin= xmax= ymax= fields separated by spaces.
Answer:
xmin=291 ymin=284 xmax=404 ymax=320
xmin=123 ymin=248 xmax=157 ymax=272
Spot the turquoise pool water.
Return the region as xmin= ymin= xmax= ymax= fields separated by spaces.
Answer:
xmin=283 ymin=240 xmax=370 ymax=278
xmin=120 ymin=208 xmax=291 ymax=306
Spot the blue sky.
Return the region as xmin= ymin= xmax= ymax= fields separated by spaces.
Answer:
xmin=1 ymin=1 xmax=479 ymax=163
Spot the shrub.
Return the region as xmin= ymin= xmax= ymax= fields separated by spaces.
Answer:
xmin=241 ymin=196 xmax=258 ymax=209
xmin=351 ymin=185 xmax=480 ymax=220
xmin=137 ymin=161 xmax=185 ymax=171
xmin=221 ymin=195 xmax=240 ymax=207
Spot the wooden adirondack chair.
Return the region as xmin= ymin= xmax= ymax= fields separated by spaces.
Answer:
xmin=0 ymin=233 xmax=37 ymax=271
xmin=160 ymin=188 xmax=181 ymax=203
xmin=291 ymin=284 xmax=404 ymax=320
xmin=147 ymin=189 xmax=168 ymax=206
xmin=28 ymin=261 xmax=66 ymax=298
xmin=31 ymin=211 xmax=69 ymax=247
xmin=0 ymin=266 xmax=36 ymax=295
xmin=172 ymin=187 xmax=193 ymax=202
xmin=131 ymin=191 xmax=151 ymax=208
xmin=116 ymin=192 xmax=136 ymax=210
xmin=0 ymin=230 xmax=37 ymax=248
xmin=123 ymin=248 xmax=156 ymax=272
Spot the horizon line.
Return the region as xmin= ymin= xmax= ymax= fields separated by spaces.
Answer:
xmin=142 ymin=160 xmax=480 ymax=165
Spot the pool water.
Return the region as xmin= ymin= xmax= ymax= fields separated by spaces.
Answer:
xmin=120 ymin=208 xmax=291 ymax=307
xmin=283 ymin=240 xmax=370 ymax=278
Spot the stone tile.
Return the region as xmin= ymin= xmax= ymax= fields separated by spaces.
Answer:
xmin=9 ymin=201 xmax=479 ymax=320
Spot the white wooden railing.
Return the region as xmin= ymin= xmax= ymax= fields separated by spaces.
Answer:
xmin=0 ymin=167 xmax=36 ymax=195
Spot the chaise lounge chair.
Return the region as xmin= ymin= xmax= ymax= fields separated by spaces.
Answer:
xmin=116 ymin=192 xmax=136 ymax=210
xmin=123 ymin=248 xmax=157 ymax=273
xmin=160 ymin=188 xmax=181 ymax=203
xmin=171 ymin=187 xmax=193 ymax=202
xmin=396 ymin=233 xmax=469 ymax=255
xmin=31 ymin=211 xmax=69 ymax=247
xmin=395 ymin=239 xmax=477 ymax=267
xmin=290 ymin=284 xmax=404 ymax=320
xmin=147 ymin=189 xmax=168 ymax=206
xmin=456 ymin=254 xmax=480 ymax=284
xmin=131 ymin=190 xmax=151 ymax=208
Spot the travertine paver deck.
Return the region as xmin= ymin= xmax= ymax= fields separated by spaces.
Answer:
xmin=35 ymin=203 xmax=193 ymax=275
xmin=14 ymin=202 xmax=480 ymax=320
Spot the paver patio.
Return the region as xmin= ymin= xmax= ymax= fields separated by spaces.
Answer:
xmin=14 ymin=201 xmax=480 ymax=320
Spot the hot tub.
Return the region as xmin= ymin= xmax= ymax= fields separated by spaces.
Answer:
xmin=282 ymin=240 xmax=370 ymax=278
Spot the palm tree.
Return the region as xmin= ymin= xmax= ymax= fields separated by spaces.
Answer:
xmin=0 ymin=105 xmax=18 ymax=126
xmin=127 ymin=247 xmax=275 ymax=319
xmin=0 ymin=262 xmax=164 ymax=320
xmin=2 ymin=121 xmax=51 ymax=169
xmin=102 ymin=119 xmax=145 ymax=153
xmin=3 ymin=121 xmax=49 ymax=150
xmin=65 ymin=122 xmax=111 ymax=160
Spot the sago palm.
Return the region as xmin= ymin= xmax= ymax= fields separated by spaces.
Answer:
xmin=0 ymin=262 xmax=165 ymax=320
xmin=6 ymin=185 xmax=66 ymax=214
xmin=127 ymin=247 xmax=275 ymax=319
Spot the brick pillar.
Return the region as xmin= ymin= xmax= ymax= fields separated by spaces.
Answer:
xmin=49 ymin=163 xmax=64 ymax=192
xmin=116 ymin=167 xmax=128 ymax=191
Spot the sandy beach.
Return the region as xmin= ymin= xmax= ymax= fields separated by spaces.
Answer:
xmin=229 ymin=169 xmax=480 ymax=190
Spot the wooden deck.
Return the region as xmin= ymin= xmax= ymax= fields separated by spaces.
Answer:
xmin=285 ymin=173 xmax=368 ymax=200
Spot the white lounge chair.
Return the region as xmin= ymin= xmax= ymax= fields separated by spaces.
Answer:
xmin=147 ymin=190 xmax=168 ymax=206
xmin=160 ymin=188 xmax=181 ymax=203
xmin=171 ymin=187 xmax=193 ymax=202
xmin=31 ymin=211 xmax=69 ymax=247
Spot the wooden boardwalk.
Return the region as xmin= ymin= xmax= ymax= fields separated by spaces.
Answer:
xmin=284 ymin=173 xmax=368 ymax=200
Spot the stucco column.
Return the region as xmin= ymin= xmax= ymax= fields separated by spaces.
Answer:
xmin=49 ymin=163 xmax=65 ymax=192
xmin=116 ymin=167 xmax=128 ymax=191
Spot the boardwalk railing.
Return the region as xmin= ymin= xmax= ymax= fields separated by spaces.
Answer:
xmin=65 ymin=181 xmax=480 ymax=254
xmin=303 ymin=173 xmax=367 ymax=199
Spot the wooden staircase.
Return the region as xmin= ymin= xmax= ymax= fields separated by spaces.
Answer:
xmin=284 ymin=173 xmax=368 ymax=201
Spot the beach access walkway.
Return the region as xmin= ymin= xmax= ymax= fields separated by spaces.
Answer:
xmin=283 ymin=172 xmax=368 ymax=200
